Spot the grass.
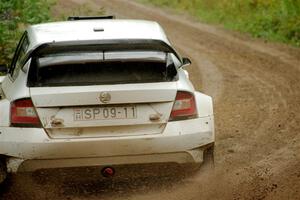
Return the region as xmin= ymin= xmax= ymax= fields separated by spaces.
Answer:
xmin=140 ymin=0 xmax=300 ymax=47
xmin=0 ymin=0 xmax=54 ymax=65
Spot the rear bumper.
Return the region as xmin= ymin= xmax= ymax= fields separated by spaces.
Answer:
xmin=0 ymin=116 xmax=214 ymax=172
xmin=17 ymin=149 xmax=206 ymax=172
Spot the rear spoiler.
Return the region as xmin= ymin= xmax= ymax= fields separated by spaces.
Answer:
xmin=30 ymin=39 xmax=182 ymax=62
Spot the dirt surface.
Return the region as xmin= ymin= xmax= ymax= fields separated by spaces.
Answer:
xmin=1 ymin=0 xmax=300 ymax=199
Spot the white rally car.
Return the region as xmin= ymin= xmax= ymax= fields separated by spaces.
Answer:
xmin=0 ymin=16 xmax=214 ymax=183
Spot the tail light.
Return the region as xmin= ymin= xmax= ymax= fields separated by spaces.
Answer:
xmin=169 ymin=91 xmax=197 ymax=121
xmin=10 ymin=98 xmax=41 ymax=127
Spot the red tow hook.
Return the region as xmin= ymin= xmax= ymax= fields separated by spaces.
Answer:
xmin=101 ymin=166 xmax=115 ymax=178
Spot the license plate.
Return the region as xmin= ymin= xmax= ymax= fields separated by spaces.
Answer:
xmin=73 ymin=106 xmax=137 ymax=121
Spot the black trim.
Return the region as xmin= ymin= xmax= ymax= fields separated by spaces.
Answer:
xmin=68 ymin=16 xmax=115 ymax=20
xmin=9 ymin=32 xmax=27 ymax=76
xmin=200 ymin=142 xmax=215 ymax=150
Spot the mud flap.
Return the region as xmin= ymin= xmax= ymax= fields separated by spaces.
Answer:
xmin=203 ymin=144 xmax=215 ymax=169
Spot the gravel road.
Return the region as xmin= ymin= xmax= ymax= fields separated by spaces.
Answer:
xmin=1 ymin=0 xmax=300 ymax=199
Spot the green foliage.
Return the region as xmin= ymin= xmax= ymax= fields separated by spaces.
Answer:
xmin=0 ymin=0 xmax=53 ymax=64
xmin=141 ymin=0 xmax=300 ymax=46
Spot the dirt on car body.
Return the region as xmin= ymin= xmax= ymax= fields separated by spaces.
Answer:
xmin=1 ymin=0 xmax=300 ymax=199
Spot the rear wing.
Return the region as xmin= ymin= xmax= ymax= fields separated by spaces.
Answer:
xmin=32 ymin=39 xmax=181 ymax=61
xmin=22 ymin=39 xmax=182 ymax=72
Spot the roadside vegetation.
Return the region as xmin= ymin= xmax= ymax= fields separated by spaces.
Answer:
xmin=140 ymin=0 xmax=300 ymax=47
xmin=0 ymin=0 xmax=53 ymax=65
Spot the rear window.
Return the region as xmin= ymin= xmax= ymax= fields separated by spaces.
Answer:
xmin=28 ymin=51 xmax=178 ymax=87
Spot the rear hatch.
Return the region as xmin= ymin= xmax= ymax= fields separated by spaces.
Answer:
xmin=28 ymin=44 xmax=179 ymax=139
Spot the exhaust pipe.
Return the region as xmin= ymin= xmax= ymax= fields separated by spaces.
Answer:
xmin=101 ymin=166 xmax=115 ymax=178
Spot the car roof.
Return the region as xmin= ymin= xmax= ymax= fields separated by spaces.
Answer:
xmin=26 ymin=19 xmax=170 ymax=50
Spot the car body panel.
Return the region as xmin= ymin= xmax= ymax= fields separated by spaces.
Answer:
xmin=0 ymin=76 xmax=5 ymax=84
xmin=0 ymin=99 xmax=10 ymax=127
xmin=1 ymin=60 xmax=31 ymax=101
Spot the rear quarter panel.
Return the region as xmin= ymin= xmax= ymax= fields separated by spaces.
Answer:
xmin=195 ymin=92 xmax=214 ymax=117
xmin=0 ymin=61 xmax=31 ymax=127
xmin=0 ymin=76 xmax=10 ymax=127
xmin=1 ymin=61 xmax=31 ymax=102
xmin=195 ymin=91 xmax=215 ymax=142
xmin=0 ymin=98 xmax=10 ymax=127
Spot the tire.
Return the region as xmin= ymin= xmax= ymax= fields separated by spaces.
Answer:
xmin=0 ymin=160 xmax=7 ymax=185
